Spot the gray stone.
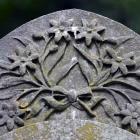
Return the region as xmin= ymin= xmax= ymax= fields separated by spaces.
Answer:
xmin=0 ymin=120 xmax=140 ymax=140
xmin=0 ymin=9 xmax=140 ymax=139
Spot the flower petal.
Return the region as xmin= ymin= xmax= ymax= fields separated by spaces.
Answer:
xmin=91 ymin=32 xmax=103 ymax=41
xmin=123 ymin=59 xmax=135 ymax=66
xmin=6 ymin=118 xmax=14 ymax=131
xmin=91 ymin=19 xmax=98 ymax=27
xmin=67 ymin=18 xmax=74 ymax=26
xmin=8 ymin=55 xmax=19 ymax=62
xmin=54 ymin=32 xmax=62 ymax=42
xmin=123 ymin=52 xmax=134 ymax=59
xmin=62 ymin=19 xmax=73 ymax=27
xmin=19 ymin=65 xmax=26 ymax=75
xmin=47 ymin=27 xmax=58 ymax=34
xmin=1 ymin=103 xmax=10 ymax=111
xmin=0 ymin=112 xmax=7 ymax=126
xmin=119 ymin=64 xmax=128 ymax=75
xmin=49 ymin=44 xmax=59 ymax=52
xmin=137 ymin=117 xmax=140 ymax=124
xmin=119 ymin=109 xmax=131 ymax=116
xmin=63 ymin=31 xmax=71 ymax=41
xmin=30 ymin=54 xmax=39 ymax=60
xmin=121 ymin=116 xmax=132 ymax=125
xmin=136 ymin=103 xmax=140 ymax=114
xmin=111 ymin=62 xmax=118 ymax=74
xmin=136 ymin=102 xmax=140 ymax=108
xmin=76 ymin=32 xmax=86 ymax=39
xmin=126 ymin=103 xmax=135 ymax=112
xmin=15 ymin=47 xmax=26 ymax=56
xmin=81 ymin=19 xmax=89 ymax=27
xmin=49 ymin=19 xmax=59 ymax=27
xmin=130 ymin=119 xmax=138 ymax=132
xmin=137 ymin=128 xmax=140 ymax=136
xmin=85 ymin=36 xmax=92 ymax=46
xmin=9 ymin=103 xmax=17 ymax=112
xmin=14 ymin=117 xmax=24 ymax=127
xmin=102 ymin=59 xmax=112 ymax=65
xmin=106 ymin=47 xmax=117 ymax=59
xmin=10 ymin=61 xmax=20 ymax=70
xmin=95 ymin=26 xmax=106 ymax=33
xmin=26 ymin=62 xmax=36 ymax=70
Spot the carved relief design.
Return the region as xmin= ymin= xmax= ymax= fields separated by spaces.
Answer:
xmin=0 ymin=17 xmax=140 ymax=135
xmin=0 ymin=103 xmax=24 ymax=131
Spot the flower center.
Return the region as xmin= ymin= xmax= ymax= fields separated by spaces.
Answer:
xmin=132 ymin=112 xmax=139 ymax=119
xmin=59 ymin=26 xmax=65 ymax=31
xmin=20 ymin=57 xmax=27 ymax=63
xmin=8 ymin=111 xmax=15 ymax=118
xmin=116 ymin=57 xmax=123 ymax=62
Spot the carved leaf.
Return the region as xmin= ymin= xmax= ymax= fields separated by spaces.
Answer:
xmin=111 ymin=62 xmax=119 ymax=74
xmin=0 ymin=60 xmax=10 ymax=70
xmin=102 ymin=101 xmax=116 ymax=122
xmin=0 ymin=111 xmax=7 ymax=125
xmin=121 ymin=116 xmax=131 ymax=125
xmin=47 ymin=43 xmax=67 ymax=75
xmin=6 ymin=118 xmax=14 ymax=131
xmin=51 ymin=57 xmax=78 ymax=85
xmin=14 ymin=117 xmax=24 ymax=126
xmin=13 ymin=36 xmax=31 ymax=47
xmin=135 ymin=56 xmax=140 ymax=69
xmin=93 ymin=70 xmax=110 ymax=86
xmin=78 ymin=58 xmax=95 ymax=86
xmin=0 ymin=77 xmax=24 ymax=89
xmin=25 ymin=100 xmax=43 ymax=119
xmin=34 ymin=68 xmax=48 ymax=86
xmin=131 ymin=119 xmax=138 ymax=132
xmin=13 ymin=36 xmax=40 ymax=54
xmin=40 ymin=43 xmax=58 ymax=63
xmin=104 ymin=36 xmax=133 ymax=46
xmin=74 ymin=44 xmax=98 ymax=73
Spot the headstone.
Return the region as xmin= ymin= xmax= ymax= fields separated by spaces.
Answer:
xmin=0 ymin=9 xmax=140 ymax=139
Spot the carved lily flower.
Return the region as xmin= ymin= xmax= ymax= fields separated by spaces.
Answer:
xmin=48 ymin=18 xmax=74 ymax=42
xmin=0 ymin=103 xmax=24 ymax=131
xmin=102 ymin=48 xmax=135 ymax=75
xmin=76 ymin=19 xmax=106 ymax=46
xmin=8 ymin=47 xmax=39 ymax=75
xmin=117 ymin=103 xmax=140 ymax=133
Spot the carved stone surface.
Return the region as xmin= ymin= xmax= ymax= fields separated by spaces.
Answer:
xmin=0 ymin=120 xmax=140 ymax=140
xmin=0 ymin=9 xmax=140 ymax=138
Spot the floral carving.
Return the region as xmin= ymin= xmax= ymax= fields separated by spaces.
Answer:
xmin=0 ymin=103 xmax=24 ymax=131
xmin=102 ymin=47 xmax=135 ymax=74
xmin=0 ymin=17 xmax=139 ymax=136
xmin=8 ymin=46 xmax=39 ymax=75
xmin=117 ymin=103 xmax=140 ymax=134
xmin=76 ymin=19 xmax=106 ymax=46
xmin=47 ymin=18 xmax=74 ymax=42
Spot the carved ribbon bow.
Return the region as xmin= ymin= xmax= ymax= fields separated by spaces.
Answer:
xmin=39 ymin=86 xmax=106 ymax=118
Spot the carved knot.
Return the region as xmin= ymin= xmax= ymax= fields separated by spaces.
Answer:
xmin=68 ymin=89 xmax=77 ymax=103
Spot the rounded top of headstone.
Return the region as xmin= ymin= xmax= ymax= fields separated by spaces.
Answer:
xmin=0 ymin=9 xmax=140 ymax=137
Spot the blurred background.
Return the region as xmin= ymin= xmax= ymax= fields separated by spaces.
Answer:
xmin=0 ymin=0 xmax=140 ymax=38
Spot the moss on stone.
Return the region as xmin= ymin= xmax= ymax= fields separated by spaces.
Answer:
xmin=76 ymin=123 xmax=100 ymax=140
xmin=14 ymin=123 xmax=38 ymax=140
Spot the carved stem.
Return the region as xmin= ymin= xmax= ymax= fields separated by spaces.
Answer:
xmin=92 ymin=87 xmax=133 ymax=104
